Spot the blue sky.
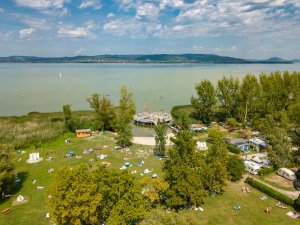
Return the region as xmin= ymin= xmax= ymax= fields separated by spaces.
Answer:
xmin=0 ymin=0 xmax=299 ymax=59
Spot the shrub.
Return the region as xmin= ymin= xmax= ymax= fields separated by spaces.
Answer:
xmin=227 ymin=145 xmax=240 ymax=155
xmin=227 ymin=155 xmax=245 ymax=181
xmin=226 ymin=118 xmax=238 ymax=128
xmin=50 ymin=117 xmax=64 ymax=123
xmin=245 ymin=177 xmax=294 ymax=206
xmin=294 ymin=194 xmax=300 ymax=212
xmin=258 ymin=168 xmax=274 ymax=176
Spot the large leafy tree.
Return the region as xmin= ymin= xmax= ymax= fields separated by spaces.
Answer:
xmin=115 ymin=86 xmax=136 ymax=147
xmin=191 ymin=79 xmax=217 ymax=123
xmin=48 ymin=165 xmax=102 ymax=225
xmin=267 ymin=127 xmax=293 ymax=169
xmin=227 ymin=155 xmax=245 ymax=181
xmin=154 ymin=119 xmax=168 ymax=157
xmin=204 ymin=130 xmax=228 ymax=195
xmin=95 ymin=168 xmax=149 ymax=225
xmin=288 ymin=102 xmax=300 ymax=149
xmin=163 ymin=127 xmax=207 ymax=209
xmin=0 ymin=149 xmax=15 ymax=199
xmin=238 ymin=74 xmax=262 ymax=124
xmin=139 ymin=177 xmax=169 ymax=206
xmin=256 ymin=113 xmax=293 ymax=168
xmin=216 ymin=76 xmax=240 ymax=121
xmin=87 ymin=93 xmax=116 ymax=131
xmin=48 ymin=165 xmax=149 ymax=225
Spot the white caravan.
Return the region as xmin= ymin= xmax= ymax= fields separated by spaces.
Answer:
xmin=277 ymin=168 xmax=296 ymax=181
xmin=244 ymin=160 xmax=261 ymax=175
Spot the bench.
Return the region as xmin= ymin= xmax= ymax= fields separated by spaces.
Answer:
xmin=1 ymin=208 xmax=11 ymax=215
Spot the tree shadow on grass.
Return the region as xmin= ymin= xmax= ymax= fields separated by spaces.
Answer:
xmin=0 ymin=171 xmax=29 ymax=205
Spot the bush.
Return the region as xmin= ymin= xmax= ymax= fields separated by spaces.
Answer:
xmin=294 ymin=194 xmax=300 ymax=212
xmin=245 ymin=177 xmax=294 ymax=206
xmin=50 ymin=117 xmax=64 ymax=123
xmin=227 ymin=155 xmax=245 ymax=181
xmin=226 ymin=118 xmax=238 ymax=128
xmin=258 ymin=168 xmax=274 ymax=176
xmin=227 ymin=145 xmax=240 ymax=155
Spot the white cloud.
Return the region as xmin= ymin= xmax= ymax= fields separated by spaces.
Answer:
xmin=107 ymin=13 xmax=115 ymax=18
xmin=118 ymin=0 xmax=135 ymax=11
xmin=103 ymin=18 xmax=165 ymax=38
xmin=79 ymin=0 xmax=102 ymax=10
xmin=136 ymin=3 xmax=160 ymax=20
xmin=172 ymin=25 xmax=187 ymax=31
xmin=159 ymin=0 xmax=184 ymax=10
xmin=0 ymin=31 xmax=13 ymax=40
xmin=0 ymin=8 xmax=4 ymax=13
xmin=15 ymin=0 xmax=67 ymax=10
xmin=23 ymin=17 xmax=49 ymax=30
xmin=58 ymin=21 xmax=96 ymax=38
xmin=58 ymin=27 xmax=89 ymax=37
xmin=19 ymin=28 xmax=35 ymax=39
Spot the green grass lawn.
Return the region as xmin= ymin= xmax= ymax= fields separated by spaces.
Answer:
xmin=1 ymin=133 xmax=299 ymax=225
xmin=143 ymin=181 xmax=300 ymax=225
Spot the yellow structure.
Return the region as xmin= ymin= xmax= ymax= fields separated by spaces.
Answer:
xmin=76 ymin=129 xmax=91 ymax=138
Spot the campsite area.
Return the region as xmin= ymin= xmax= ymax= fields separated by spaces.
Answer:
xmin=0 ymin=132 xmax=299 ymax=225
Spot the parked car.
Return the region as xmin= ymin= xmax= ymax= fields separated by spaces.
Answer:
xmin=276 ymin=168 xmax=296 ymax=181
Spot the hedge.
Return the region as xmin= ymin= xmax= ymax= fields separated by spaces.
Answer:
xmin=245 ymin=177 xmax=294 ymax=206
xmin=227 ymin=145 xmax=240 ymax=155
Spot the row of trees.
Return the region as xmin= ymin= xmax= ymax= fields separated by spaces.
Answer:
xmin=191 ymin=71 xmax=300 ymax=124
xmin=191 ymin=71 xmax=300 ymax=169
xmin=63 ymin=86 xmax=136 ymax=147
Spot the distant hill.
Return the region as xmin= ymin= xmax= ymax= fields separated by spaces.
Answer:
xmin=258 ymin=57 xmax=292 ymax=63
xmin=292 ymin=59 xmax=300 ymax=63
xmin=0 ymin=54 xmax=293 ymax=64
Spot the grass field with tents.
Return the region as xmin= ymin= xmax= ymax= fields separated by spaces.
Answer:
xmin=0 ymin=132 xmax=299 ymax=225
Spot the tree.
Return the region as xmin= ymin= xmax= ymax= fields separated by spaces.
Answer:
xmin=48 ymin=165 xmax=102 ymax=225
xmin=139 ymin=177 xmax=169 ymax=206
xmin=95 ymin=168 xmax=149 ymax=225
xmin=267 ymin=127 xmax=293 ymax=169
xmin=204 ymin=130 xmax=228 ymax=195
xmin=288 ymin=102 xmax=300 ymax=145
xmin=48 ymin=165 xmax=149 ymax=225
xmin=191 ymin=80 xmax=216 ymax=123
xmin=239 ymin=74 xmax=262 ymax=124
xmin=62 ymin=104 xmax=75 ymax=132
xmin=216 ymin=76 xmax=240 ymax=120
xmin=87 ymin=93 xmax=116 ymax=131
xmin=163 ymin=128 xmax=207 ymax=209
xmin=227 ymin=155 xmax=245 ymax=181
xmin=154 ymin=119 xmax=168 ymax=157
xmin=0 ymin=150 xmax=15 ymax=199
xmin=115 ymin=86 xmax=136 ymax=147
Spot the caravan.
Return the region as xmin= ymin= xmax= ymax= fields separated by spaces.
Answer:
xmin=277 ymin=168 xmax=296 ymax=181
xmin=251 ymin=156 xmax=271 ymax=168
xmin=244 ymin=160 xmax=261 ymax=175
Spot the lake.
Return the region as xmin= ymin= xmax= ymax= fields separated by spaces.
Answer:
xmin=0 ymin=63 xmax=300 ymax=116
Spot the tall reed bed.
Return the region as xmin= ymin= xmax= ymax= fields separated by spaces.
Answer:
xmin=0 ymin=111 xmax=94 ymax=149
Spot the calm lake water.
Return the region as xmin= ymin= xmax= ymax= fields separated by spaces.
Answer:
xmin=0 ymin=63 xmax=300 ymax=116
